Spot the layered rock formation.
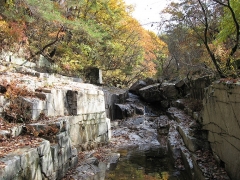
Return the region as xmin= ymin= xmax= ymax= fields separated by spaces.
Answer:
xmin=0 ymin=65 xmax=111 ymax=179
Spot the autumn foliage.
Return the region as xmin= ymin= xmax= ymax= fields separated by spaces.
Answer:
xmin=0 ymin=0 xmax=168 ymax=87
xmin=161 ymin=0 xmax=240 ymax=78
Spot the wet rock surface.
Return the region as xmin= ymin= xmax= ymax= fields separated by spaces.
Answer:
xmin=64 ymin=114 xmax=167 ymax=180
xmin=110 ymin=116 xmax=161 ymax=149
xmin=64 ymin=92 xmax=231 ymax=180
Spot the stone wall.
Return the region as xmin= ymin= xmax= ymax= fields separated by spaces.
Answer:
xmin=0 ymin=128 xmax=78 ymax=180
xmin=202 ymin=81 xmax=240 ymax=180
xmin=18 ymin=87 xmax=106 ymax=121
xmin=0 ymin=50 xmax=36 ymax=68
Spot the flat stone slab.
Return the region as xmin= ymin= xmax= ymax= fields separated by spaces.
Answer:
xmin=168 ymin=120 xmax=193 ymax=170
xmin=0 ymin=136 xmax=44 ymax=179
xmin=167 ymin=107 xmax=204 ymax=152
xmin=168 ymin=120 xmax=230 ymax=180
xmin=167 ymin=103 xmax=231 ymax=180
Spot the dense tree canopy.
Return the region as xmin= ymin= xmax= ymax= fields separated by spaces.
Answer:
xmin=0 ymin=0 xmax=168 ymax=87
xmin=160 ymin=0 xmax=240 ymax=78
xmin=2 ymin=0 xmax=238 ymax=83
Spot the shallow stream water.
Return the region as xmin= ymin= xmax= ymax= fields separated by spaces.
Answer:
xmin=105 ymin=146 xmax=188 ymax=180
xmin=70 ymin=93 xmax=190 ymax=180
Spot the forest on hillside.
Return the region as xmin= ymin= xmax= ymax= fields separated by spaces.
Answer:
xmin=0 ymin=0 xmax=239 ymax=87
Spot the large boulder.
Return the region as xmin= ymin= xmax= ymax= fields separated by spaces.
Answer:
xmin=129 ymin=78 xmax=158 ymax=95
xmin=162 ymin=83 xmax=178 ymax=99
xmin=138 ymin=84 xmax=163 ymax=102
xmin=138 ymin=83 xmax=179 ymax=103
xmin=129 ymin=80 xmax=147 ymax=95
xmin=189 ymin=76 xmax=212 ymax=99
xmin=115 ymin=104 xmax=135 ymax=119
xmin=174 ymin=78 xmax=189 ymax=97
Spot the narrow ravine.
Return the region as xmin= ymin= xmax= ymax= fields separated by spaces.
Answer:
xmin=64 ymin=78 xmax=232 ymax=180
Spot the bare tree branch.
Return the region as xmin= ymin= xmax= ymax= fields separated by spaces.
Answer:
xmin=213 ymin=0 xmax=240 ymax=68
xmin=27 ymin=25 xmax=64 ymax=61
xmin=197 ymin=0 xmax=225 ymax=77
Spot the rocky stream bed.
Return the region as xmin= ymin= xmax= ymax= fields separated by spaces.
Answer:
xmin=63 ymin=93 xmax=229 ymax=180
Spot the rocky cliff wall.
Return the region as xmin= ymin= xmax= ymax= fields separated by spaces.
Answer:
xmin=202 ymin=81 xmax=240 ymax=180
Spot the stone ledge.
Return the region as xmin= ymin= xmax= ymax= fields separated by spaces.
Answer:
xmin=0 ymin=136 xmax=77 ymax=180
xmin=167 ymin=107 xmax=207 ymax=152
xmin=0 ymin=61 xmax=112 ymax=180
xmin=168 ymin=120 xmax=230 ymax=180
xmin=168 ymin=121 xmax=193 ymax=178
xmin=177 ymin=124 xmax=199 ymax=152
xmin=0 ymin=124 xmax=23 ymax=139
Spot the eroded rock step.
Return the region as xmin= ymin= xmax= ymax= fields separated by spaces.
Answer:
xmin=0 ymin=137 xmax=78 ymax=180
xmin=167 ymin=107 xmax=208 ymax=152
xmin=166 ymin=106 xmax=230 ymax=179
xmin=2 ymin=129 xmax=110 ymax=180
xmin=168 ymin=120 xmax=193 ymax=179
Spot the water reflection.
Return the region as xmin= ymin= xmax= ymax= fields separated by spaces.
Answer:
xmin=105 ymin=146 xmax=187 ymax=180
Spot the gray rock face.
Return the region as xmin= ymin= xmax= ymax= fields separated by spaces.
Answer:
xmin=187 ymin=76 xmax=212 ymax=100
xmin=115 ymin=104 xmax=135 ymax=119
xmin=129 ymin=80 xmax=147 ymax=95
xmin=103 ymin=87 xmax=128 ymax=120
xmin=167 ymin=107 xmax=206 ymax=152
xmin=138 ymin=83 xmax=178 ymax=103
xmin=162 ymin=83 xmax=178 ymax=99
xmin=37 ymin=140 xmax=54 ymax=178
xmin=0 ymin=131 xmax=78 ymax=180
xmin=0 ymin=115 xmax=110 ymax=180
xmin=202 ymin=82 xmax=240 ymax=180
xmin=167 ymin=100 xmax=230 ymax=180
xmin=139 ymin=84 xmax=163 ymax=102
xmin=67 ymin=114 xmax=111 ymax=147
xmin=2 ymin=84 xmax=107 ymax=121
